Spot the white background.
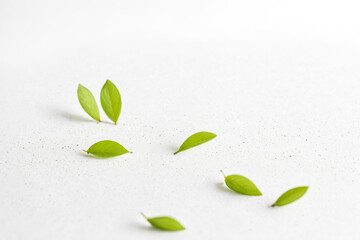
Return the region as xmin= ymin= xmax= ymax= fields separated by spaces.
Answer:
xmin=1 ymin=0 xmax=360 ymax=239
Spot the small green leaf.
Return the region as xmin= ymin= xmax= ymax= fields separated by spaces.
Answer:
xmin=141 ymin=212 xmax=185 ymax=231
xmin=77 ymin=84 xmax=101 ymax=122
xmin=272 ymin=186 xmax=308 ymax=207
xmin=100 ymin=80 xmax=121 ymax=124
xmin=221 ymin=170 xmax=262 ymax=196
xmin=84 ymin=140 xmax=131 ymax=158
xmin=174 ymin=131 xmax=216 ymax=154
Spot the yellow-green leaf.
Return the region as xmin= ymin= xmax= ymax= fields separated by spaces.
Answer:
xmin=77 ymin=84 xmax=100 ymax=122
xmin=84 ymin=140 xmax=131 ymax=158
xmin=272 ymin=186 xmax=308 ymax=207
xmin=141 ymin=213 xmax=185 ymax=231
xmin=174 ymin=131 xmax=216 ymax=154
xmin=100 ymin=80 xmax=121 ymax=124
xmin=221 ymin=170 xmax=262 ymax=196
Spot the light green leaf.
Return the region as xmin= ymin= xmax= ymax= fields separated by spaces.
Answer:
xmin=272 ymin=186 xmax=308 ymax=207
xmin=221 ymin=170 xmax=262 ymax=196
xmin=84 ymin=140 xmax=131 ymax=158
xmin=77 ymin=84 xmax=101 ymax=122
xmin=100 ymin=80 xmax=121 ymax=124
xmin=174 ymin=131 xmax=216 ymax=154
xmin=141 ymin=213 xmax=185 ymax=231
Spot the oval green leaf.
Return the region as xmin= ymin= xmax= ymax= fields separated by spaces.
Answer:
xmin=100 ymin=80 xmax=121 ymax=124
xmin=272 ymin=186 xmax=308 ymax=207
xmin=141 ymin=213 xmax=185 ymax=231
xmin=221 ymin=170 xmax=262 ymax=196
xmin=77 ymin=84 xmax=101 ymax=122
xmin=174 ymin=131 xmax=216 ymax=154
xmin=84 ymin=140 xmax=131 ymax=158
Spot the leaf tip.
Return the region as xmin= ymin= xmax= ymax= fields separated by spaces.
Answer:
xmin=174 ymin=151 xmax=179 ymax=155
xmin=300 ymin=186 xmax=309 ymax=194
xmin=271 ymin=203 xmax=276 ymax=207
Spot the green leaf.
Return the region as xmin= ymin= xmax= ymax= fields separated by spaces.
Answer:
xmin=221 ymin=170 xmax=262 ymax=196
xmin=141 ymin=213 xmax=185 ymax=231
xmin=77 ymin=84 xmax=101 ymax=122
xmin=174 ymin=131 xmax=216 ymax=154
xmin=272 ymin=186 xmax=308 ymax=207
xmin=100 ymin=80 xmax=121 ymax=124
xmin=84 ymin=140 xmax=131 ymax=158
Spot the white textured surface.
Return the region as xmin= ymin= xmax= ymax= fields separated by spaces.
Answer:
xmin=1 ymin=0 xmax=360 ymax=239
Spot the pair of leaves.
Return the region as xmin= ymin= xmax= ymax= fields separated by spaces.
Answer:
xmin=221 ymin=170 xmax=308 ymax=206
xmin=84 ymin=140 xmax=132 ymax=158
xmin=174 ymin=131 xmax=216 ymax=154
xmin=83 ymin=131 xmax=217 ymax=158
xmin=141 ymin=213 xmax=185 ymax=231
xmin=77 ymin=80 xmax=121 ymax=124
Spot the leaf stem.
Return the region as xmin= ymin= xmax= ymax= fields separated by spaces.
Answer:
xmin=82 ymin=149 xmax=88 ymax=154
xmin=140 ymin=212 xmax=148 ymax=220
xmin=220 ymin=169 xmax=226 ymax=178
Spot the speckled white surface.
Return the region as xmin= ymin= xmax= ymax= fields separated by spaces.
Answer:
xmin=1 ymin=0 xmax=360 ymax=239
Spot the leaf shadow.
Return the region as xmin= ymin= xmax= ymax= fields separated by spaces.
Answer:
xmin=135 ymin=224 xmax=159 ymax=232
xmin=77 ymin=151 xmax=110 ymax=160
xmin=78 ymin=151 xmax=98 ymax=159
xmin=77 ymin=151 xmax=132 ymax=160
xmin=127 ymin=221 xmax=168 ymax=233
xmin=216 ymin=182 xmax=240 ymax=196
xmin=165 ymin=144 xmax=178 ymax=155
xmin=52 ymin=108 xmax=114 ymax=125
xmin=53 ymin=109 xmax=94 ymax=122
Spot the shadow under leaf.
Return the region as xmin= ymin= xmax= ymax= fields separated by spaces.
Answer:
xmin=51 ymin=108 xmax=114 ymax=125
xmin=216 ymin=182 xmax=240 ymax=196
